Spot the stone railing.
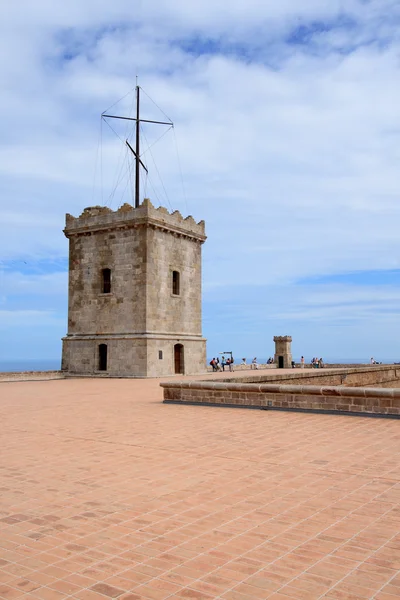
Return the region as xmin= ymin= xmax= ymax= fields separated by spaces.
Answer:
xmin=206 ymin=363 xmax=275 ymax=372
xmin=161 ymin=366 xmax=400 ymax=418
xmin=206 ymin=362 xmax=387 ymax=373
xmin=0 ymin=371 xmax=64 ymax=382
xmin=213 ymin=365 xmax=400 ymax=388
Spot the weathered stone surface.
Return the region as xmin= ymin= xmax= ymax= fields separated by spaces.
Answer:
xmin=273 ymin=335 xmax=292 ymax=368
xmin=161 ymin=366 xmax=400 ymax=416
xmin=62 ymin=200 xmax=206 ymax=377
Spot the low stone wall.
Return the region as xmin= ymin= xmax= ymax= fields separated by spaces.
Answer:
xmin=315 ymin=363 xmax=378 ymax=369
xmin=206 ymin=363 xmax=275 ymax=372
xmin=217 ymin=365 xmax=400 ymax=388
xmin=206 ymin=362 xmax=392 ymax=374
xmin=161 ymin=380 xmax=400 ymax=417
xmin=0 ymin=371 xmax=64 ymax=383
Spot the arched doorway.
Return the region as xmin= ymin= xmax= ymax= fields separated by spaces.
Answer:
xmin=174 ymin=344 xmax=184 ymax=374
xmin=99 ymin=344 xmax=108 ymax=371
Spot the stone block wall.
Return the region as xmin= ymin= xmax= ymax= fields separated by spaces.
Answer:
xmin=66 ymin=227 xmax=147 ymax=335
xmin=217 ymin=365 xmax=400 ymax=388
xmin=161 ymin=380 xmax=400 ymax=417
xmin=62 ymin=339 xmax=95 ymax=372
xmin=147 ymin=338 xmax=206 ymax=377
xmin=146 ymin=226 xmax=202 ymax=335
xmin=62 ymin=337 xmax=147 ymax=376
xmin=62 ymin=200 xmax=207 ymax=377
xmin=62 ymin=336 xmax=207 ymax=377
xmin=0 ymin=372 xmax=64 ymax=382
xmin=206 ymin=363 xmax=276 ymax=373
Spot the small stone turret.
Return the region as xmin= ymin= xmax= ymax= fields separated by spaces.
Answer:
xmin=273 ymin=336 xmax=292 ymax=369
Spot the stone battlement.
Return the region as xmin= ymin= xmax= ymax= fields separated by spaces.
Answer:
xmin=273 ymin=335 xmax=292 ymax=342
xmin=65 ymin=198 xmax=206 ymax=242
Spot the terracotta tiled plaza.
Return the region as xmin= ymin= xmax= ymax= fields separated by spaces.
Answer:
xmin=1 ymin=375 xmax=400 ymax=600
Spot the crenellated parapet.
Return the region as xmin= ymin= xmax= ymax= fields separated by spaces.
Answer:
xmin=65 ymin=198 xmax=206 ymax=243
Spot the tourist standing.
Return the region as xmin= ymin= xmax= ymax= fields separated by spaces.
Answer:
xmin=300 ymin=356 xmax=305 ymax=369
xmin=251 ymin=357 xmax=258 ymax=370
xmin=221 ymin=356 xmax=226 ymax=371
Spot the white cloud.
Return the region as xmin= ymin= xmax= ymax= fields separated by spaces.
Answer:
xmin=1 ymin=0 xmax=400 ymax=358
xmin=0 ymin=309 xmax=62 ymax=329
xmin=204 ymin=281 xmax=400 ymax=361
xmin=0 ymin=270 xmax=67 ymax=299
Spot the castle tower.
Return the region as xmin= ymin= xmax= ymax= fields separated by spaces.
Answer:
xmin=61 ymin=199 xmax=207 ymax=377
xmin=273 ymin=336 xmax=292 ymax=369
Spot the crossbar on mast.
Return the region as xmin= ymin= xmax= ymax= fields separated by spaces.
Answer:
xmin=125 ymin=141 xmax=148 ymax=173
xmin=102 ymin=114 xmax=172 ymax=126
xmin=102 ymin=85 xmax=173 ymax=208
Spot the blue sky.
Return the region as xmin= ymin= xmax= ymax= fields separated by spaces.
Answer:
xmin=1 ymin=0 xmax=400 ymax=364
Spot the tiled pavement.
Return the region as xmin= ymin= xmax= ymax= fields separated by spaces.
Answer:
xmin=1 ymin=376 xmax=400 ymax=600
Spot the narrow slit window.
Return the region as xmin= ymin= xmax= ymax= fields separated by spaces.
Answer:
xmin=102 ymin=268 xmax=111 ymax=294
xmin=99 ymin=344 xmax=108 ymax=371
xmin=172 ymin=271 xmax=180 ymax=295
xmin=159 ymin=350 xmax=163 ymax=360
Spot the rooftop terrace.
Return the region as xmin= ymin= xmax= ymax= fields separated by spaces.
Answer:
xmin=1 ymin=374 xmax=400 ymax=599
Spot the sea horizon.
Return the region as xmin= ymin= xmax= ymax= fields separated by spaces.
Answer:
xmin=0 ymin=359 xmax=61 ymax=373
xmin=208 ymin=357 xmax=399 ymax=364
xmin=1 ymin=357 xmax=399 ymax=374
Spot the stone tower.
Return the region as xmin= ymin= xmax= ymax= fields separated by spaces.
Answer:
xmin=273 ymin=335 xmax=292 ymax=369
xmin=61 ymin=199 xmax=207 ymax=377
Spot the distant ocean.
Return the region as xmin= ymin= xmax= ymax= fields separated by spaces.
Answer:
xmin=0 ymin=359 xmax=61 ymax=373
xmin=1 ymin=357 xmax=399 ymax=374
xmin=207 ymin=357 xmax=399 ymax=365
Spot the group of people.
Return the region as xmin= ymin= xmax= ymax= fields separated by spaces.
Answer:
xmin=211 ymin=356 xmax=275 ymax=371
xmin=310 ymin=357 xmax=324 ymax=368
xmin=211 ymin=355 xmax=326 ymax=370
xmin=210 ymin=356 xmax=234 ymax=372
xmin=298 ymin=356 xmax=324 ymax=368
xmin=213 ymin=356 xmax=276 ymax=370
xmin=370 ymin=357 xmax=382 ymax=365
xmin=249 ymin=356 xmax=274 ymax=369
